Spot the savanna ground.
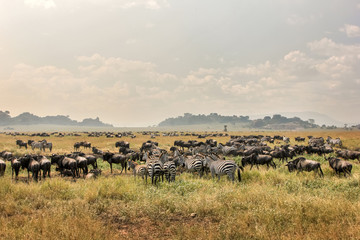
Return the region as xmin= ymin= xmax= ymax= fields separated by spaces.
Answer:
xmin=1 ymin=130 xmax=360 ymax=240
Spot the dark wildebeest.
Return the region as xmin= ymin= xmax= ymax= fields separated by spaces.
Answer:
xmin=1 ymin=151 xmax=13 ymax=160
xmin=37 ymin=155 xmax=51 ymax=179
xmin=16 ymin=140 xmax=28 ymax=149
xmin=115 ymin=141 xmax=130 ymax=148
xmin=51 ymin=154 xmax=78 ymax=179
xmin=0 ymin=159 xmax=6 ymax=176
xmin=67 ymin=153 xmax=88 ymax=177
xmin=336 ymin=150 xmax=360 ymax=160
xmin=81 ymin=141 xmax=91 ymax=150
xmin=242 ymin=153 xmax=276 ymax=170
xmin=10 ymin=157 xmax=21 ymax=180
xmin=74 ymin=142 xmax=81 ymax=151
xmin=92 ymin=147 xmax=103 ymax=155
xmin=102 ymin=152 xmax=128 ymax=174
xmin=19 ymin=155 xmax=40 ymax=182
xmin=295 ymin=137 xmax=305 ymax=142
xmin=287 ymin=157 xmax=324 ymax=177
xmin=326 ymin=157 xmax=352 ymax=177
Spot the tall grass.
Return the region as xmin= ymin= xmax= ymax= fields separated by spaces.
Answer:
xmin=0 ymin=130 xmax=360 ymax=239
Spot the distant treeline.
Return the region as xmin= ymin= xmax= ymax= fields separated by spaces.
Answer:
xmin=158 ymin=113 xmax=318 ymax=129
xmin=0 ymin=111 xmax=112 ymax=127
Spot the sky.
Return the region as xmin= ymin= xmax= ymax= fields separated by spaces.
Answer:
xmin=0 ymin=0 xmax=359 ymax=127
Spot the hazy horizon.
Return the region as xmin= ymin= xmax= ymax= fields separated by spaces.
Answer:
xmin=1 ymin=1 xmax=359 ymax=127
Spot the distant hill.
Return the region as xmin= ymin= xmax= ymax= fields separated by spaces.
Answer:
xmin=249 ymin=111 xmax=345 ymax=127
xmin=0 ymin=111 xmax=113 ymax=127
xmin=158 ymin=113 xmax=318 ymax=129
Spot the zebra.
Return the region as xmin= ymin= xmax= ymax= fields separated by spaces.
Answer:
xmin=128 ymin=160 xmax=148 ymax=182
xmin=146 ymin=160 xmax=163 ymax=185
xmin=204 ymin=155 xmax=242 ymax=182
xmin=163 ymin=161 xmax=176 ymax=182
xmin=179 ymin=155 xmax=204 ymax=178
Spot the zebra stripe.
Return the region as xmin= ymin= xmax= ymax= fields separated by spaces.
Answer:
xmin=163 ymin=161 xmax=176 ymax=182
xmin=205 ymin=157 xmax=241 ymax=182
xmin=184 ymin=157 xmax=204 ymax=178
xmin=146 ymin=160 xmax=163 ymax=185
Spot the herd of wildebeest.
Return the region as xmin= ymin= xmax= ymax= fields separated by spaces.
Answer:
xmin=0 ymin=132 xmax=359 ymax=184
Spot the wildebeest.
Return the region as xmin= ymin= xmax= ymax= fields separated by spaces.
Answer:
xmin=245 ymin=153 xmax=276 ymax=170
xmin=0 ymin=159 xmax=6 ymax=176
xmin=51 ymin=154 xmax=78 ymax=178
xmin=326 ymin=157 xmax=352 ymax=177
xmin=92 ymin=147 xmax=103 ymax=155
xmin=295 ymin=137 xmax=305 ymax=142
xmin=102 ymin=152 xmax=127 ymax=174
xmin=10 ymin=157 xmax=21 ymax=180
xmin=286 ymin=157 xmax=324 ymax=177
xmin=115 ymin=141 xmax=130 ymax=148
xmin=16 ymin=140 xmax=28 ymax=149
xmin=74 ymin=142 xmax=81 ymax=151
xmin=19 ymin=155 xmax=40 ymax=181
xmin=0 ymin=151 xmax=13 ymax=160
xmin=67 ymin=153 xmax=88 ymax=177
xmin=37 ymin=155 xmax=51 ymax=179
xmin=336 ymin=150 xmax=360 ymax=160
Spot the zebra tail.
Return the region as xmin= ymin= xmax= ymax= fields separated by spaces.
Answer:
xmin=237 ymin=168 xmax=241 ymax=182
xmin=319 ymin=166 xmax=324 ymax=177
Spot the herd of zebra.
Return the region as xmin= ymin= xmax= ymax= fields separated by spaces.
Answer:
xmin=0 ymin=134 xmax=358 ymax=183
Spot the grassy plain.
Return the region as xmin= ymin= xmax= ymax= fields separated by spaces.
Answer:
xmin=0 ymin=130 xmax=360 ymax=239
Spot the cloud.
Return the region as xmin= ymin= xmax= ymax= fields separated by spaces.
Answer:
xmin=340 ymin=24 xmax=360 ymax=38
xmin=24 ymin=0 xmax=56 ymax=9
xmin=1 ymin=37 xmax=360 ymax=126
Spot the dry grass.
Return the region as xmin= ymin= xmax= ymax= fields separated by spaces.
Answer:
xmin=1 ymin=130 xmax=360 ymax=239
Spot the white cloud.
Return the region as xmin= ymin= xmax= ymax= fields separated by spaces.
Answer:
xmin=1 ymin=37 xmax=360 ymax=126
xmin=24 ymin=0 xmax=56 ymax=9
xmin=340 ymin=24 xmax=360 ymax=38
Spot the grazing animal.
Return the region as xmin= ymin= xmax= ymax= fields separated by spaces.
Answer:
xmin=326 ymin=137 xmax=342 ymax=147
xmin=163 ymin=160 xmax=176 ymax=182
xmin=115 ymin=141 xmax=130 ymax=148
xmin=92 ymin=147 xmax=103 ymax=155
xmin=248 ymin=153 xmax=276 ymax=170
xmin=31 ymin=141 xmax=44 ymax=151
xmin=102 ymin=152 xmax=127 ymax=174
xmin=37 ymin=155 xmax=51 ymax=179
xmin=19 ymin=155 xmax=40 ymax=182
xmin=42 ymin=141 xmax=53 ymax=152
xmin=74 ymin=142 xmax=81 ymax=151
xmin=51 ymin=154 xmax=78 ymax=178
xmin=1 ymin=151 xmax=13 ymax=160
xmin=128 ymin=160 xmax=148 ymax=182
xmin=179 ymin=155 xmax=204 ymax=178
xmin=16 ymin=140 xmax=28 ymax=149
xmin=0 ymin=159 xmax=6 ymax=176
xmin=204 ymin=155 xmax=242 ymax=182
xmin=326 ymin=157 xmax=352 ymax=177
xmin=287 ymin=157 xmax=324 ymax=177
xmin=146 ymin=160 xmax=163 ymax=185
xmin=10 ymin=157 xmax=21 ymax=180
